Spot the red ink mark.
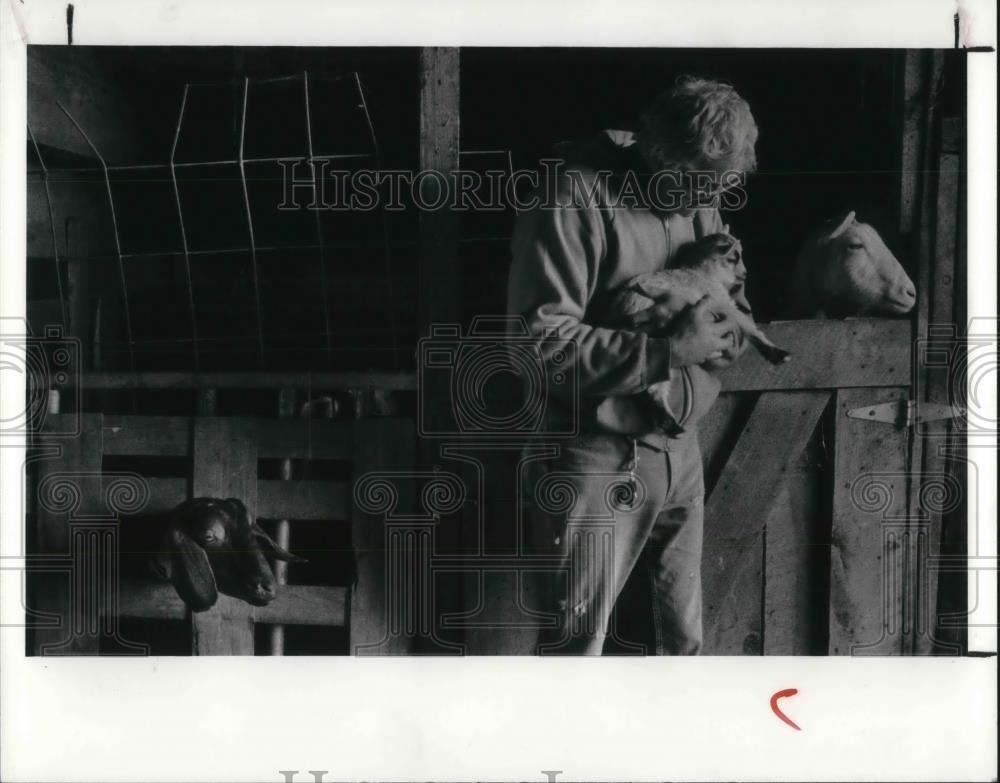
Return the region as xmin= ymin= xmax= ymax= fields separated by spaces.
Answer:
xmin=770 ymin=688 xmax=801 ymax=731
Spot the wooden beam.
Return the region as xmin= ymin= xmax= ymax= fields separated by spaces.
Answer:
xmin=190 ymin=417 xmax=258 ymax=655
xmin=350 ymin=418 xmax=417 ymax=654
xmin=417 ymin=46 xmax=461 ymax=332
xmin=763 ymin=427 xmax=826 ymax=654
xmin=912 ymin=120 xmax=963 ymax=655
xmin=102 ymin=415 xmax=355 ymax=460
xmin=702 ymin=391 xmax=830 ymax=654
xmin=59 ymin=371 xmax=417 ymax=391
xmin=112 ymin=581 xmax=347 ymax=627
xmin=59 ymin=318 xmax=909 ymax=395
xmin=34 ymin=414 xmax=104 ymax=655
xmin=829 ymin=387 xmax=910 ymax=655
xmin=719 ymin=319 xmax=910 ymax=392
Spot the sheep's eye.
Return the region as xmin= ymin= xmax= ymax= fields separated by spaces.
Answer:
xmin=847 ymin=242 xmax=864 ymax=251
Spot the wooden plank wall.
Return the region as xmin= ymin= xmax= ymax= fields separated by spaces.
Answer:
xmin=190 ymin=417 xmax=259 ymax=655
xmin=33 ymin=414 xmax=104 ymax=654
xmin=829 ymin=388 xmax=910 ymax=655
xmin=700 ymin=391 xmax=829 ymax=654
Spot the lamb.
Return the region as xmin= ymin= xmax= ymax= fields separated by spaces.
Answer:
xmin=148 ymin=497 xmax=306 ymax=611
xmin=604 ymin=232 xmax=789 ymax=434
xmin=791 ymin=211 xmax=916 ymax=318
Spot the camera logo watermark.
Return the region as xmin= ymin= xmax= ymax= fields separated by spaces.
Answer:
xmin=0 ymin=318 xmax=81 ymax=440
xmin=417 ymin=316 xmax=580 ymax=440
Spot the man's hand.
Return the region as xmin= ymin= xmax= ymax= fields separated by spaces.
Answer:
xmin=667 ymin=296 xmax=737 ymax=369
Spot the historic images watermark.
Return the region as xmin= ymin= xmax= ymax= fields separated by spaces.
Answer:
xmin=276 ymin=158 xmax=750 ymax=213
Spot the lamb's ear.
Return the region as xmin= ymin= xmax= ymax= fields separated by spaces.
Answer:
xmin=828 ymin=211 xmax=856 ymax=239
xmin=168 ymin=527 xmax=218 ymax=612
xmin=251 ymin=522 xmax=308 ymax=563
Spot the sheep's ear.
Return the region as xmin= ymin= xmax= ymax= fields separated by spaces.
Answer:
xmin=251 ymin=522 xmax=308 ymax=563
xmin=169 ymin=527 xmax=218 ymax=612
xmin=828 ymin=211 xmax=856 ymax=239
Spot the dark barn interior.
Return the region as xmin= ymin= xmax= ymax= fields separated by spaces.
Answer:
xmin=25 ymin=46 xmax=968 ymax=656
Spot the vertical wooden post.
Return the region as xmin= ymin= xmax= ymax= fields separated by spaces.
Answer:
xmin=34 ymin=413 xmax=103 ymax=654
xmin=269 ymin=387 xmax=297 ymax=655
xmin=417 ymin=47 xmax=461 ymax=337
xmin=350 ymin=418 xmax=416 ymax=654
xmin=190 ymin=416 xmax=259 ymax=655
xmin=416 ymin=47 xmax=463 ymax=650
xmin=912 ymin=117 xmax=962 ymax=655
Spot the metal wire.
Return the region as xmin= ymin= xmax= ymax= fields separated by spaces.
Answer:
xmin=354 ymin=71 xmax=399 ymax=368
xmin=39 ymin=71 xmax=412 ymax=373
xmin=56 ymin=101 xmax=135 ymax=371
xmin=26 ymin=122 xmax=67 ymax=329
xmin=236 ymin=76 xmax=267 ymax=367
xmin=169 ymin=85 xmax=201 ymax=370
xmin=303 ymin=70 xmax=334 ymax=365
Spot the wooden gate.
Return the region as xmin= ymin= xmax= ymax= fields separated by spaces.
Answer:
xmin=29 ymin=376 xmax=416 ymax=656
xmin=699 ymin=318 xmax=918 ymax=655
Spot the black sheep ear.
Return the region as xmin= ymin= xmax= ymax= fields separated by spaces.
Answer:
xmin=168 ymin=527 xmax=218 ymax=612
xmin=251 ymin=522 xmax=308 ymax=563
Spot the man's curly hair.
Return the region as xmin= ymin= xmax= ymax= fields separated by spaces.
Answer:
xmin=638 ymin=75 xmax=759 ymax=175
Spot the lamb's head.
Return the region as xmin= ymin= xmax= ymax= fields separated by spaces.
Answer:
xmin=672 ymin=232 xmax=748 ymax=294
xmin=167 ymin=497 xmax=305 ymax=611
xmin=793 ymin=211 xmax=916 ymax=318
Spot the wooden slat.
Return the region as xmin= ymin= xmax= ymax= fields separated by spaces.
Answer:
xmin=107 ymin=475 xmax=348 ymax=520
xmin=258 ymin=480 xmax=348 ymax=521
xmin=417 ymin=46 xmax=461 ymax=332
xmin=114 ymin=580 xmax=346 ymax=627
xmin=351 ymin=418 xmax=417 ymax=654
xmin=114 ymin=580 xmax=187 ymax=620
xmin=696 ymin=392 xmax=747 ymax=494
xmin=898 ymin=50 xmax=926 ymax=235
xmin=102 ymin=415 xmax=354 ymax=460
xmin=255 ymin=585 xmax=347 ymax=626
xmin=829 ymin=387 xmax=910 ymax=655
xmin=63 ymin=321 xmax=908 ymax=394
xmin=190 ymin=418 xmax=258 ymax=655
xmin=258 ymin=418 xmax=353 ymax=460
xmin=912 ymin=131 xmax=962 ymax=655
xmin=763 ymin=429 xmax=825 ymax=654
xmin=34 ymin=414 xmax=104 ymax=655
xmin=719 ymin=319 xmax=910 ymax=392
xmin=102 ymin=416 xmax=191 ymax=456
xmin=58 ymin=370 xmax=416 ymax=391
xmin=103 ymin=476 xmax=186 ymax=514
xmin=702 ymin=391 xmax=830 ymax=654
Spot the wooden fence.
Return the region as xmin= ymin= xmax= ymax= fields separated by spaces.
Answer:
xmin=30 ymin=381 xmax=415 ymax=655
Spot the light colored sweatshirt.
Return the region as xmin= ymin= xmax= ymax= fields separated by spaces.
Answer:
xmin=507 ymin=129 xmax=726 ymax=449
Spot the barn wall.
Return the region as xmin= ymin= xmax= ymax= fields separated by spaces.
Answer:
xmin=25 ymin=47 xmax=968 ymax=656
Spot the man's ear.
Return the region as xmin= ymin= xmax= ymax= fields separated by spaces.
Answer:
xmin=251 ymin=522 xmax=308 ymax=563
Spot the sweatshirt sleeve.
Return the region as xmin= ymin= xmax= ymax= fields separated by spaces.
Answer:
xmin=506 ymin=189 xmax=673 ymax=400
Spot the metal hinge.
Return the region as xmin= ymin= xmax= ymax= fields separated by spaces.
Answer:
xmin=846 ymin=400 xmax=966 ymax=428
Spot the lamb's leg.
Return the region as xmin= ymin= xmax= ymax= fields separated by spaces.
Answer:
xmin=646 ymin=380 xmax=685 ymax=435
xmin=732 ymin=310 xmax=791 ymax=365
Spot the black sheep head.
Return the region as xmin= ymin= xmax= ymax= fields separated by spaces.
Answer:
xmin=165 ymin=497 xmax=305 ymax=612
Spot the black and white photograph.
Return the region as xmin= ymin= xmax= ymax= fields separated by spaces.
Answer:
xmin=0 ymin=1 xmax=996 ymax=781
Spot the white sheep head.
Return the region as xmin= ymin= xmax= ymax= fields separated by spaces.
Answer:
xmin=792 ymin=211 xmax=916 ymax=318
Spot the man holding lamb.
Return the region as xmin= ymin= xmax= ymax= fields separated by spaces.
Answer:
xmin=508 ymin=75 xmax=761 ymax=654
